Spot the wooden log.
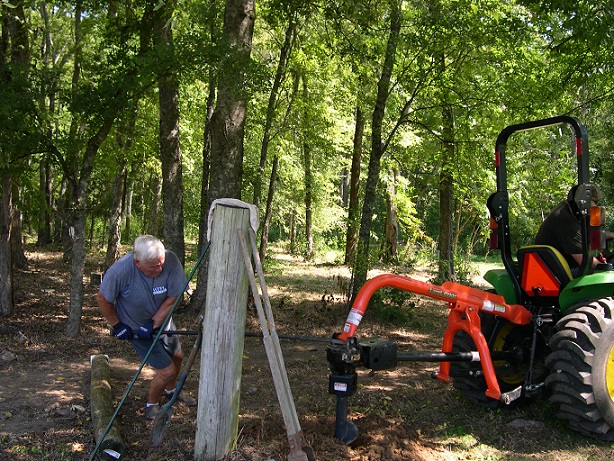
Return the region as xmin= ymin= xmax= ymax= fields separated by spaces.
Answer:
xmin=194 ymin=202 xmax=252 ymax=461
xmin=90 ymin=354 xmax=124 ymax=460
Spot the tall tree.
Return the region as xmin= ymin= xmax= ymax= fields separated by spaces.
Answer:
xmin=344 ymin=104 xmax=364 ymax=265
xmin=36 ymin=2 xmax=55 ymax=247
xmin=154 ymin=0 xmax=185 ymax=264
xmin=438 ymin=100 xmax=455 ymax=280
xmin=252 ymin=5 xmax=297 ymax=209
xmin=382 ymin=168 xmax=399 ymax=263
xmin=207 ymin=0 xmax=255 ymax=203
xmin=63 ymin=2 xmax=153 ymax=336
xmin=351 ymin=1 xmax=402 ymax=298
xmin=258 ymin=154 xmax=279 ymax=262
xmin=104 ymin=107 xmax=137 ymax=270
xmin=0 ymin=0 xmax=33 ymax=315
xmin=192 ymin=0 xmax=255 ymax=316
xmin=301 ymin=74 xmax=314 ymax=260
xmin=0 ymin=174 xmax=11 ymax=315
xmin=192 ymin=0 xmax=220 ymax=314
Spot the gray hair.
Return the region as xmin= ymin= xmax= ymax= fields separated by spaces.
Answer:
xmin=133 ymin=235 xmax=165 ymax=262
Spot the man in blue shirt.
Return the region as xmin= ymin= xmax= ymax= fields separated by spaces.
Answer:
xmin=97 ymin=235 xmax=196 ymax=420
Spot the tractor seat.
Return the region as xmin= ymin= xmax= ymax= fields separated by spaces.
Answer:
xmin=516 ymin=245 xmax=573 ymax=297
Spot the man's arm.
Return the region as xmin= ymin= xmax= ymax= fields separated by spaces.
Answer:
xmin=151 ymin=294 xmax=182 ymax=329
xmin=97 ymin=291 xmax=121 ymax=327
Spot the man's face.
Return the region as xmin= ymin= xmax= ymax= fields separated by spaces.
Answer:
xmin=135 ymin=254 xmax=165 ymax=278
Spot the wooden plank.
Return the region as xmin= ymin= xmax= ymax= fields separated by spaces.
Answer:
xmin=194 ymin=204 xmax=251 ymax=461
xmin=238 ymin=230 xmax=311 ymax=461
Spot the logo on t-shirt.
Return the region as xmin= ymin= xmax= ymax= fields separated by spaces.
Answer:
xmin=153 ymin=285 xmax=168 ymax=296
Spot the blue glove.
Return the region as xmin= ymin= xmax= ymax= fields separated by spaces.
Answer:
xmin=137 ymin=321 xmax=154 ymax=339
xmin=112 ymin=322 xmax=132 ymax=340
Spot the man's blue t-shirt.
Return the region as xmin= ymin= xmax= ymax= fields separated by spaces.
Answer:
xmin=100 ymin=250 xmax=187 ymax=331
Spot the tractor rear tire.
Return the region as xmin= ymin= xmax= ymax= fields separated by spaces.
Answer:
xmin=546 ymin=297 xmax=614 ymax=440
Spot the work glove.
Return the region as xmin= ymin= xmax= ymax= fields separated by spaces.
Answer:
xmin=137 ymin=321 xmax=154 ymax=339
xmin=112 ymin=322 xmax=132 ymax=340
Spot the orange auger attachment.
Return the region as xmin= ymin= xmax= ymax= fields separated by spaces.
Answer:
xmin=337 ymin=274 xmax=533 ymax=402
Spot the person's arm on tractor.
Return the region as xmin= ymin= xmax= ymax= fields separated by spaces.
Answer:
xmin=569 ymin=253 xmax=601 ymax=272
xmin=570 ymin=229 xmax=614 ymax=271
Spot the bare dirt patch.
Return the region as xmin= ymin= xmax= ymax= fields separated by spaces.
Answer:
xmin=1 ymin=247 xmax=614 ymax=460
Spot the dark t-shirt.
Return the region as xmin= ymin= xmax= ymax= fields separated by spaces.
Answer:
xmin=535 ymin=200 xmax=582 ymax=272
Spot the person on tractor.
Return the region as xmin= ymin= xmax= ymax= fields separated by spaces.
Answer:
xmin=535 ymin=184 xmax=614 ymax=276
xmin=97 ymin=235 xmax=197 ymax=420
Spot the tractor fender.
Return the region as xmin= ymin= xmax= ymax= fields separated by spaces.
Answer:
xmin=483 ymin=268 xmax=517 ymax=304
xmin=559 ymin=271 xmax=614 ymax=313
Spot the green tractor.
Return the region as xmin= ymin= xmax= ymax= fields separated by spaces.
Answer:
xmin=327 ymin=115 xmax=614 ymax=443
xmin=452 ymin=115 xmax=614 ymax=439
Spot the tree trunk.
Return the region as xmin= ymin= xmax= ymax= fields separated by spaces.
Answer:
xmin=192 ymin=0 xmax=217 ymax=314
xmin=253 ymin=12 xmax=296 ymax=209
xmin=437 ymin=47 xmax=455 ymax=282
xmin=65 ymin=117 xmax=116 ymax=337
xmin=438 ymin=103 xmax=455 ymax=281
xmin=259 ymin=154 xmax=279 ymax=263
xmin=197 ymin=74 xmax=215 ymax=257
xmin=289 ymin=208 xmax=296 ymax=254
xmin=191 ymin=82 xmax=215 ymax=315
xmin=88 ymin=209 xmax=95 ymax=248
xmin=105 ymin=104 xmax=136 ymax=268
xmin=383 ymin=169 xmax=399 ymax=263
xmin=149 ymin=174 xmax=163 ymax=235
xmin=352 ymin=3 xmax=401 ymax=299
xmin=104 ymin=163 xmax=126 ymax=271
xmin=38 ymin=3 xmax=54 ymax=247
xmin=0 ymin=175 xmax=13 ymax=316
xmin=207 ymin=0 xmax=255 ymax=206
xmin=302 ymin=75 xmax=314 ymax=261
xmin=154 ymin=0 xmax=185 ymax=265
xmin=123 ymin=177 xmax=133 ymax=239
xmin=0 ymin=0 xmax=30 ymax=311
xmin=10 ymin=176 xmax=28 ymax=269
xmin=37 ymin=160 xmax=52 ymax=245
xmin=53 ymin=177 xmax=67 ymax=245
xmin=5 ymin=0 xmax=30 ymax=272
xmin=196 ymin=0 xmax=254 ymax=320
xmin=344 ymin=105 xmax=364 ymax=265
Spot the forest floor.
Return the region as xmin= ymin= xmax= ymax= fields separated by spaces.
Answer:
xmin=1 ymin=245 xmax=614 ymax=460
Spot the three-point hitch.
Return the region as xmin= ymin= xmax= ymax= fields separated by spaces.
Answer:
xmin=327 ymin=273 xmax=533 ymax=444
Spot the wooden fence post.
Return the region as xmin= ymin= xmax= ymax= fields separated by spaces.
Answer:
xmin=194 ymin=201 xmax=253 ymax=460
xmin=90 ymin=354 xmax=124 ymax=459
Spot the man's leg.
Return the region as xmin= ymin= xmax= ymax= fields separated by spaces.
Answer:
xmin=163 ymin=349 xmax=197 ymax=406
xmin=148 ymin=361 xmax=179 ymax=405
xmin=164 ymin=349 xmax=184 ymax=392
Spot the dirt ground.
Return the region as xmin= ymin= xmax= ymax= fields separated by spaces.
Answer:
xmin=1 ymin=247 xmax=614 ymax=460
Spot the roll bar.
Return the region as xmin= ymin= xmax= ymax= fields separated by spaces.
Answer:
xmin=488 ymin=115 xmax=592 ymax=300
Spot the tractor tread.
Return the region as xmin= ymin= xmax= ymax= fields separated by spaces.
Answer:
xmin=547 ymin=297 xmax=614 ymax=441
